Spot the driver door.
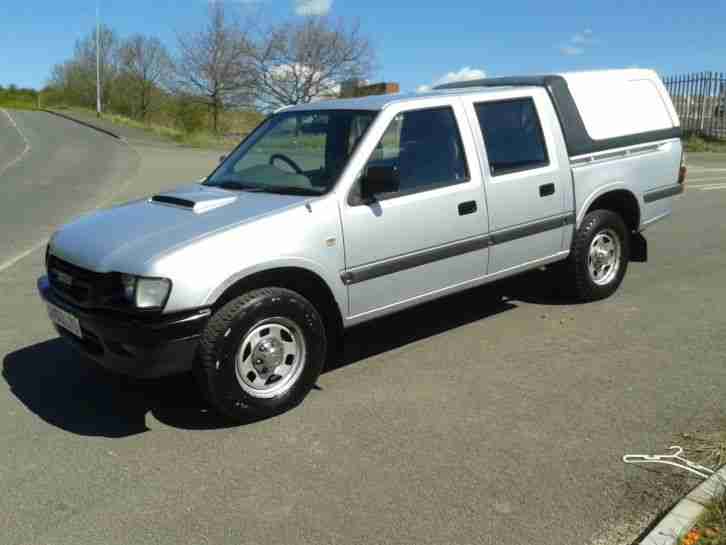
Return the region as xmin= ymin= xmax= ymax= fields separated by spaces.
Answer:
xmin=340 ymin=101 xmax=489 ymax=319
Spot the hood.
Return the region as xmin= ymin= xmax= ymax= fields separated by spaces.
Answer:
xmin=49 ymin=183 xmax=310 ymax=273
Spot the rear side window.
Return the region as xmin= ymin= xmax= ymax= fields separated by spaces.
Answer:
xmin=475 ymin=98 xmax=549 ymax=176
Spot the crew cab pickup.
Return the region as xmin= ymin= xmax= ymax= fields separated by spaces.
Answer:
xmin=39 ymin=69 xmax=686 ymax=420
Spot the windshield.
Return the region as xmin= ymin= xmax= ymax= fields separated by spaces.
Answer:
xmin=206 ymin=109 xmax=377 ymax=195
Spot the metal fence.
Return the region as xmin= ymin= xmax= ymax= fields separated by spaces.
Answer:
xmin=663 ymin=72 xmax=726 ymax=139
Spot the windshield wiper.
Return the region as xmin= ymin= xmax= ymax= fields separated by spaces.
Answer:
xmin=210 ymin=180 xmax=322 ymax=196
xmin=252 ymin=186 xmax=322 ymax=196
xmin=211 ymin=180 xmax=267 ymax=192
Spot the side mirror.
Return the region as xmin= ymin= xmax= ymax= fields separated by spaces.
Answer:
xmin=219 ymin=154 xmax=227 ymax=163
xmin=360 ymin=166 xmax=399 ymax=201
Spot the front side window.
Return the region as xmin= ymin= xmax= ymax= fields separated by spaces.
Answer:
xmin=475 ymin=98 xmax=549 ymax=176
xmin=206 ymin=110 xmax=376 ymax=195
xmin=362 ymin=106 xmax=469 ymax=199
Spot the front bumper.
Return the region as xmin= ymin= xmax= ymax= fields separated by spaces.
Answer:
xmin=38 ymin=276 xmax=211 ymax=378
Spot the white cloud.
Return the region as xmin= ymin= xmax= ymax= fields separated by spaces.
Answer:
xmin=560 ymin=45 xmax=584 ymax=56
xmin=207 ymin=0 xmax=265 ymax=3
xmin=559 ymin=29 xmax=595 ymax=56
xmin=294 ymin=0 xmax=332 ymax=15
xmin=417 ymin=66 xmax=487 ymax=93
xmin=570 ymin=29 xmax=593 ymax=45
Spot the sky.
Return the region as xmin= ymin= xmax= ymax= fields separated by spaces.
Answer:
xmin=1 ymin=0 xmax=724 ymax=92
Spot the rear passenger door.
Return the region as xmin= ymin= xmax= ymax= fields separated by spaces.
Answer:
xmin=469 ymin=93 xmax=572 ymax=274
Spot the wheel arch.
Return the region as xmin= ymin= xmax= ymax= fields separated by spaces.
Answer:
xmin=578 ymin=187 xmax=641 ymax=233
xmin=207 ymin=265 xmax=344 ymax=344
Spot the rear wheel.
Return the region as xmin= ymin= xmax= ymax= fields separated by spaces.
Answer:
xmin=566 ymin=210 xmax=630 ymax=301
xmin=196 ymin=287 xmax=326 ymax=421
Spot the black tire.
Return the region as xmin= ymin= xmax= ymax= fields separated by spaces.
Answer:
xmin=565 ymin=209 xmax=630 ymax=301
xmin=195 ymin=287 xmax=326 ymax=421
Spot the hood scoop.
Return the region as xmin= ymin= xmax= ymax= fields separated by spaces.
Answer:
xmin=150 ymin=186 xmax=238 ymax=214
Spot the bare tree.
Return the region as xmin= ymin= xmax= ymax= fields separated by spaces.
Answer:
xmin=173 ymin=2 xmax=254 ymax=132
xmin=47 ymin=25 xmax=119 ymax=110
xmin=119 ymin=35 xmax=172 ymax=120
xmin=251 ymin=17 xmax=375 ymax=110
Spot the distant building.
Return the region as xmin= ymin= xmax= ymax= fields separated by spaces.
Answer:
xmin=340 ymin=80 xmax=400 ymax=99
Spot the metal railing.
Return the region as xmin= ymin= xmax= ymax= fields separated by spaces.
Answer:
xmin=663 ymin=71 xmax=726 ymax=139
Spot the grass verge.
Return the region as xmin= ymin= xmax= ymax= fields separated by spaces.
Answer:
xmin=52 ymin=106 xmax=257 ymax=150
xmin=680 ymin=495 xmax=726 ymax=545
xmin=0 ymin=99 xmax=37 ymax=111
xmin=678 ymin=432 xmax=726 ymax=545
xmin=684 ymin=135 xmax=726 ymax=153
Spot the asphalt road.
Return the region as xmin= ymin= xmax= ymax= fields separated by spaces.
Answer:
xmin=1 ymin=109 xmax=725 ymax=545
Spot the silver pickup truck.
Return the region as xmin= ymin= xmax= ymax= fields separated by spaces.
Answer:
xmin=39 ymin=69 xmax=686 ymax=420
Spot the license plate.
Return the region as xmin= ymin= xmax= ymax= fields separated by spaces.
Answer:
xmin=47 ymin=302 xmax=83 ymax=339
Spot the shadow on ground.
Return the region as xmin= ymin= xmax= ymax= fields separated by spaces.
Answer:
xmin=333 ymin=267 xmax=576 ymax=372
xmin=3 ymin=269 xmax=571 ymax=437
xmin=1 ymin=339 xmax=243 ymax=437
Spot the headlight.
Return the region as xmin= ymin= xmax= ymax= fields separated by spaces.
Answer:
xmin=136 ymin=278 xmax=172 ymax=309
xmin=119 ymin=274 xmax=171 ymax=309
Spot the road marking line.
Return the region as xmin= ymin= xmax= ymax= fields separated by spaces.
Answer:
xmin=0 ymin=108 xmax=43 ymax=274
xmin=0 ymin=108 xmax=32 ymax=177
xmin=699 ymin=184 xmax=726 ymax=191
xmin=687 ymin=178 xmax=726 ymax=185
xmin=0 ymin=119 xmax=141 ymax=276
xmin=0 ymin=239 xmax=47 ymax=274
xmin=692 ymin=182 xmax=726 ymax=189
xmin=688 ymin=167 xmax=726 ymax=173
xmin=686 ymin=180 xmax=726 ymax=187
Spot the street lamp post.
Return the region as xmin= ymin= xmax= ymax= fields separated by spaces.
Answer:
xmin=96 ymin=1 xmax=101 ymax=117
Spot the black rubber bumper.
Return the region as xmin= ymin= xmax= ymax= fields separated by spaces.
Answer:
xmin=38 ymin=276 xmax=211 ymax=378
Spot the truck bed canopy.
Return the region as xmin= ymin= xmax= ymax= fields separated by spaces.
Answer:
xmin=436 ymin=69 xmax=681 ymax=157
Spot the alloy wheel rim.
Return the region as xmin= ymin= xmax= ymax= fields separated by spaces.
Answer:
xmin=235 ymin=317 xmax=306 ymax=399
xmin=587 ymin=228 xmax=621 ymax=286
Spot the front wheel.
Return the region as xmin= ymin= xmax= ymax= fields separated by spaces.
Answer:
xmin=566 ymin=210 xmax=630 ymax=301
xmin=196 ymin=288 xmax=327 ymax=421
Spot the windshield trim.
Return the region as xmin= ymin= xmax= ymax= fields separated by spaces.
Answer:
xmin=203 ymin=109 xmax=379 ymax=197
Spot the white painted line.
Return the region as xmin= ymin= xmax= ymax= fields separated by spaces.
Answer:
xmin=0 ymin=108 xmax=32 ymax=177
xmin=699 ymin=184 xmax=726 ymax=191
xmin=0 ymin=239 xmax=47 ymax=274
xmin=0 ymin=118 xmax=140 ymax=276
xmin=686 ymin=177 xmax=726 ymax=184
xmin=687 ymin=167 xmax=726 ymax=173
xmin=687 ymin=182 xmax=726 ymax=190
xmin=0 ymin=108 xmax=43 ymax=274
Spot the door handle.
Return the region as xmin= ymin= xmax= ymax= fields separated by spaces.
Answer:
xmin=539 ymin=183 xmax=555 ymax=197
xmin=458 ymin=201 xmax=477 ymax=215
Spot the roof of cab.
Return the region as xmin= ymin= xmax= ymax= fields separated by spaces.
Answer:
xmin=281 ymin=69 xmax=669 ymax=114
xmin=279 ymin=86 xmax=533 ymax=113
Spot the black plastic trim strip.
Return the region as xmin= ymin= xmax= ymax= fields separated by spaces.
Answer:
xmin=341 ymin=213 xmax=575 ymax=285
xmin=341 ymin=236 xmax=490 ymax=285
xmin=643 ymin=184 xmax=684 ymax=203
xmin=435 ymin=75 xmax=682 ymax=157
xmin=151 ymin=195 xmax=196 ymax=208
xmin=490 ymin=213 xmax=573 ymax=246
